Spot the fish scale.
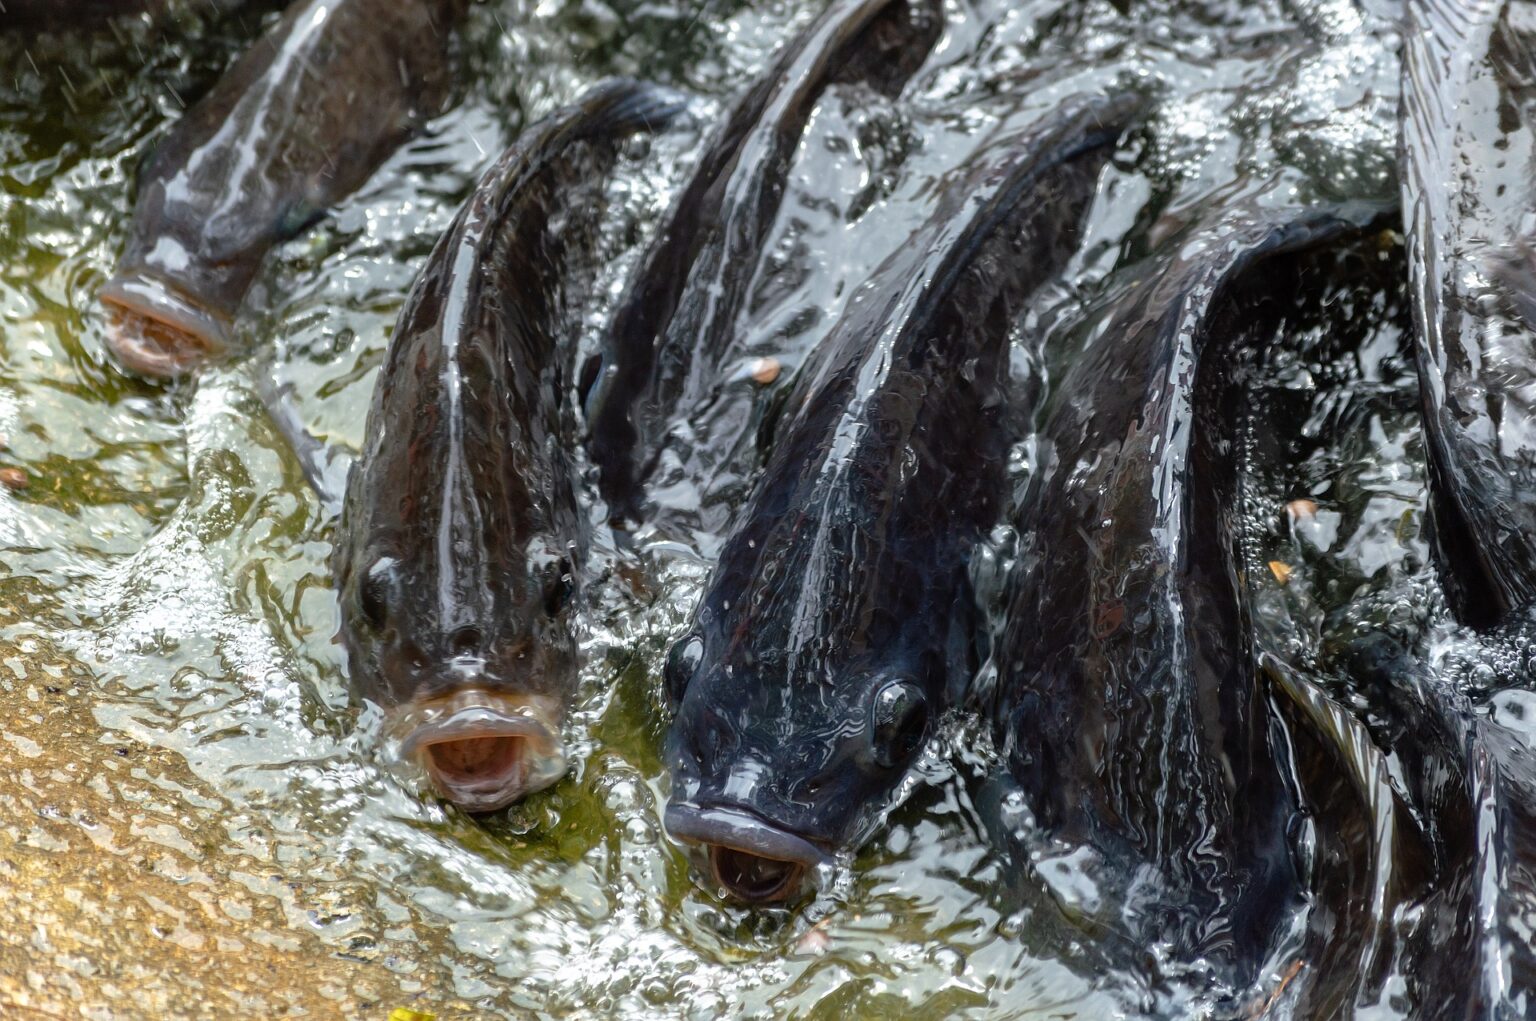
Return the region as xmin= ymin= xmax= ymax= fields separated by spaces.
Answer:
xmin=97 ymin=0 xmax=466 ymax=378
xmin=990 ymin=199 xmax=1387 ymax=997
xmin=662 ymin=92 xmax=1140 ymax=897
xmin=332 ymin=79 xmax=684 ymax=814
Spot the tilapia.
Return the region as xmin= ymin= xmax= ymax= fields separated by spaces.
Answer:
xmin=1401 ymin=0 xmax=1536 ymax=625
xmin=1324 ymin=627 xmax=1536 ymax=1018
xmin=582 ymin=0 xmax=940 ymax=523
xmin=989 ymin=200 xmax=1383 ymax=987
xmin=332 ymin=80 xmax=682 ymax=813
xmin=1213 ymin=236 xmax=1536 ymax=1016
xmin=661 ymin=93 xmax=1137 ymax=902
xmin=98 ymin=0 xmax=465 ymax=377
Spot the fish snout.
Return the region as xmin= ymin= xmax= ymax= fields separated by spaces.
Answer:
xmin=98 ymin=273 xmax=232 ymax=378
xmin=390 ymin=689 xmax=566 ymax=813
xmin=664 ymin=802 xmax=833 ymax=903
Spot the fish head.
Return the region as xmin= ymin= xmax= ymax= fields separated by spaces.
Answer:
xmin=332 ymin=277 xmax=585 ymax=813
xmin=662 ymin=627 xmax=935 ymax=902
xmin=335 ymin=526 xmax=580 ymax=813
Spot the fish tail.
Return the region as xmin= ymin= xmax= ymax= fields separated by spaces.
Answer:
xmin=251 ymin=372 xmax=349 ymax=516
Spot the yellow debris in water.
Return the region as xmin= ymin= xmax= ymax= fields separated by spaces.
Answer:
xmin=1285 ymin=498 xmax=1317 ymax=523
xmin=750 ymin=357 xmax=782 ymax=385
xmin=1268 ymin=560 xmax=1293 ymax=585
xmin=388 ymin=1010 xmax=436 ymax=1021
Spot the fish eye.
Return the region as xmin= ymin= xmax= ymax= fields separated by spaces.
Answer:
xmin=868 ymin=679 xmax=928 ymax=769
xmin=543 ymin=557 xmax=574 ymax=618
xmin=663 ymin=634 xmax=704 ymax=708
xmin=359 ymin=557 xmax=397 ymax=630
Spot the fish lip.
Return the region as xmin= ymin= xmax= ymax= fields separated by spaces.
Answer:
xmin=386 ymin=689 xmax=567 ymax=814
xmin=98 ymin=272 xmax=232 ymax=377
xmin=663 ymin=801 xmax=834 ymax=871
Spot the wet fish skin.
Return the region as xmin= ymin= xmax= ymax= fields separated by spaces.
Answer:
xmin=1327 ymin=628 xmax=1536 ymax=1019
xmin=1211 ymin=241 xmax=1536 ymax=1019
xmin=990 ymin=202 xmax=1385 ymax=983
xmin=98 ymin=0 xmax=466 ymax=378
xmin=0 ymin=0 xmax=156 ymax=22
xmin=662 ymin=94 xmax=1138 ymax=887
xmin=1390 ymin=12 xmax=1536 ymax=992
xmin=332 ymin=81 xmax=683 ymax=806
xmin=0 ymin=0 xmax=259 ymax=24
xmin=1401 ymin=0 xmax=1536 ymax=626
xmin=582 ymin=0 xmax=940 ymax=522
xmin=1206 ymin=252 xmax=1431 ymax=1017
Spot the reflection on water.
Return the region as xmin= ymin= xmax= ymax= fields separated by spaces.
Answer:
xmin=0 ymin=0 xmax=1488 ymax=1016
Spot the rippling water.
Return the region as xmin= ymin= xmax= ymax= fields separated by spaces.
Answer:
xmin=0 ymin=0 xmax=1473 ymax=1016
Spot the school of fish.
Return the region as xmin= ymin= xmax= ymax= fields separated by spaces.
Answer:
xmin=6 ymin=0 xmax=1536 ymax=1015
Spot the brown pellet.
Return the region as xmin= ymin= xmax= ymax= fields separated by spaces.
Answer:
xmin=1286 ymin=498 xmax=1318 ymax=522
xmin=750 ymin=357 xmax=782 ymax=385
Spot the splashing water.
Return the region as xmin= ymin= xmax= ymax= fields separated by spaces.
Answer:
xmin=0 ymin=0 xmax=1487 ymax=1016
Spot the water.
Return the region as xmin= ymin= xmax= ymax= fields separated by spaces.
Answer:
xmin=0 ymin=0 xmax=1489 ymax=1016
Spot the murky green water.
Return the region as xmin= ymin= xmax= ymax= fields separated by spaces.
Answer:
xmin=0 ymin=0 xmax=1465 ymax=1017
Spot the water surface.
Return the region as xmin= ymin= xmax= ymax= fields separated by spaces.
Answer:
xmin=0 ymin=0 xmax=1488 ymax=1017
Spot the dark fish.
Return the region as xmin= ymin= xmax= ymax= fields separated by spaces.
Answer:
xmin=1401 ymin=0 xmax=1536 ymax=626
xmin=1391 ymin=7 xmax=1536 ymax=987
xmin=332 ymin=81 xmax=684 ymax=814
xmin=1410 ymin=700 xmax=1536 ymax=1018
xmin=0 ymin=0 xmax=257 ymax=24
xmin=1212 ymin=240 xmax=1536 ymax=1018
xmin=662 ymin=94 xmax=1138 ymax=903
xmin=0 ymin=0 xmax=153 ymax=22
xmin=98 ymin=0 xmax=465 ymax=378
xmin=989 ymin=201 xmax=1384 ymax=986
xmin=1325 ymin=629 xmax=1536 ymax=1019
xmin=582 ymin=0 xmax=940 ymax=522
xmin=1210 ymin=242 xmax=1432 ymax=1017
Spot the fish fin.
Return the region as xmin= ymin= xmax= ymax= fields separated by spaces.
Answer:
xmin=251 ymin=372 xmax=348 ymax=516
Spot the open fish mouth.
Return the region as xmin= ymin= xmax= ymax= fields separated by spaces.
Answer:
xmin=388 ymin=689 xmax=567 ymax=814
xmin=664 ymin=802 xmax=833 ymax=903
xmin=98 ymin=273 xmax=232 ymax=378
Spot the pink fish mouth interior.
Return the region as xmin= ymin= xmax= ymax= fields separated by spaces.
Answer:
xmin=392 ymin=691 xmax=566 ymax=814
xmin=98 ymin=273 xmax=232 ymax=378
xmin=426 ymin=734 xmax=526 ymax=790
